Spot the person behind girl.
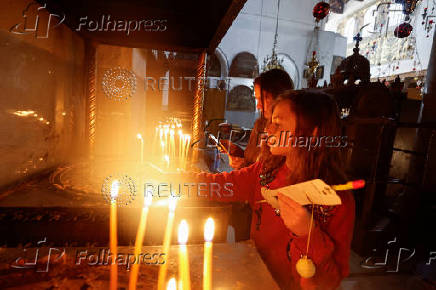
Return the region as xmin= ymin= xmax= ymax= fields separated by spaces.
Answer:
xmin=226 ymin=68 xmax=294 ymax=169
xmin=194 ymin=90 xmax=355 ymax=289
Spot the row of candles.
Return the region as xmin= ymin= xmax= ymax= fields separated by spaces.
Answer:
xmin=137 ymin=118 xmax=192 ymax=170
xmin=110 ymin=180 xmax=214 ymax=290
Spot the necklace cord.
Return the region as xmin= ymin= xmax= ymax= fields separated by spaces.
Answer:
xmin=305 ymin=203 xmax=315 ymax=256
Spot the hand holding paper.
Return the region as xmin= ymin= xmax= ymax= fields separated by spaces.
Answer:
xmin=260 ymin=179 xmax=342 ymax=209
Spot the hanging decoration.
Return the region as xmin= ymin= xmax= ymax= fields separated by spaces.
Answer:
xmin=313 ymin=1 xmax=331 ymax=22
xmin=304 ymin=51 xmax=323 ymax=88
xmin=394 ymin=22 xmax=413 ymax=37
xmin=304 ymin=4 xmax=326 ymax=88
xmin=343 ymin=0 xmax=424 ymax=78
xmin=421 ymin=0 xmax=436 ymax=37
xmin=296 ymin=204 xmax=316 ymax=278
xmin=395 ymin=0 xmax=420 ymax=17
xmin=262 ymin=0 xmax=285 ymax=72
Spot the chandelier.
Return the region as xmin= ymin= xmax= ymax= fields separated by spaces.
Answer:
xmin=262 ymin=0 xmax=284 ymax=72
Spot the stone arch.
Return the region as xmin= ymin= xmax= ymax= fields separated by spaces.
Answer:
xmin=229 ymin=52 xmax=259 ymax=78
xmin=214 ymin=47 xmax=229 ymax=78
xmin=226 ymin=85 xmax=255 ymax=111
xmin=277 ymin=53 xmax=301 ymax=89
xmin=206 ymin=53 xmax=221 ymax=77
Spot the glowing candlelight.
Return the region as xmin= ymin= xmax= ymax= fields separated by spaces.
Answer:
xmin=137 ymin=133 xmax=144 ymax=165
xmin=167 ymin=277 xmax=177 ymax=290
xmin=160 ymin=128 xmax=164 ymax=155
xmin=180 ymin=134 xmax=186 ymax=169
xmin=152 ymin=127 xmax=159 ymax=156
xmin=170 ymin=129 xmax=175 ymax=160
xmin=128 ymin=191 xmax=153 ymax=290
xmin=203 ymin=218 xmax=214 ymax=290
xmin=183 ymin=135 xmax=191 ymax=170
xmin=110 ymin=180 xmax=119 ymax=290
xmin=157 ymin=197 xmax=177 ymax=290
xmin=164 ymin=127 xmax=169 ymax=155
xmin=178 ymin=220 xmax=191 ymax=290
xmin=164 ymin=154 xmax=170 ymax=169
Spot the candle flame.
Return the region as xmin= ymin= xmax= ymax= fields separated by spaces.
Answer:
xmin=111 ymin=180 xmax=120 ymax=200
xmin=204 ymin=218 xmax=215 ymax=242
xmin=12 ymin=110 xmax=35 ymax=117
xmin=178 ymin=220 xmax=189 ymax=244
xmin=169 ymin=197 xmax=177 ymax=213
xmin=144 ymin=191 xmax=153 ymax=207
xmin=137 ymin=133 xmax=143 ymax=140
xmin=167 ymin=277 xmax=176 ymax=290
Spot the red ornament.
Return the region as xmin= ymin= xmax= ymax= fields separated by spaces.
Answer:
xmin=313 ymin=2 xmax=330 ymax=22
xmin=394 ymin=22 xmax=413 ymax=38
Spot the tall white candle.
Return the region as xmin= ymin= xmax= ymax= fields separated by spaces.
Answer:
xmin=203 ymin=218 xmax=215 ymax=290
xmin=178 ymin=220 xmax=191 ymax=290
xmin=110 ymin=180 xmax=119 ymax=290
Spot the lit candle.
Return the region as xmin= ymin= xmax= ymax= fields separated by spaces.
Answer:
xmin=110 ymin=180 xmax=119 ymax=290
xmin=152 ymin=127 xmax=158 ymax=156
xmin=203 ymin=218 xmax=214 ymax=290
xmin=178 ymin=130 xmax=183 ymax=169
xmin=180 ymin=134 xmax=186 ymax=169
xmin=178 ymin=220 xmax=191 ymax=290
xmin=167 ymin=277 xmax=176 ymax=290
xmin=157 ymin=197 xmax=177 ymax=290
xmin=170 ymin=129 xmax=175 ymax=161
xmin=160 ymin=128 xmax=164 ymax=155
xmin=164 ymin=127 xmax=169 ymax=155
xmin=128 ymin=191 xmax=153 ymax=290
xmin=184 ymin=135 xmax=191 ymax=170
xmin=137 ymin=133 xmax=144 ymax=165
xmin=164 ymin=154 xmax=170 ymax=169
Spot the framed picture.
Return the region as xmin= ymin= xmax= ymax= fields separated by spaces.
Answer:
xmin=329 ymin=0 xmax=345 ymax=14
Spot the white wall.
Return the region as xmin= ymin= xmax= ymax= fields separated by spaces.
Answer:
xmin=325 ymin=0 xmax=435 ymax=79
xmin=217 ymin=0 xmax=347 ymax=128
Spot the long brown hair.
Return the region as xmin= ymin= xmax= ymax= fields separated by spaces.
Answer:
xmin=254 ymin=69 xmax=294 ymax=119
xmin=260 ymin=90 xmax=347 ymax=186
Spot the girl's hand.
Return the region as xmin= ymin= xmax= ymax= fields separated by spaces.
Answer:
xmin=278 ymin=193 xmax=311 ymax=237
xmin=228 ymin=156 xmax=244 ymax=169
